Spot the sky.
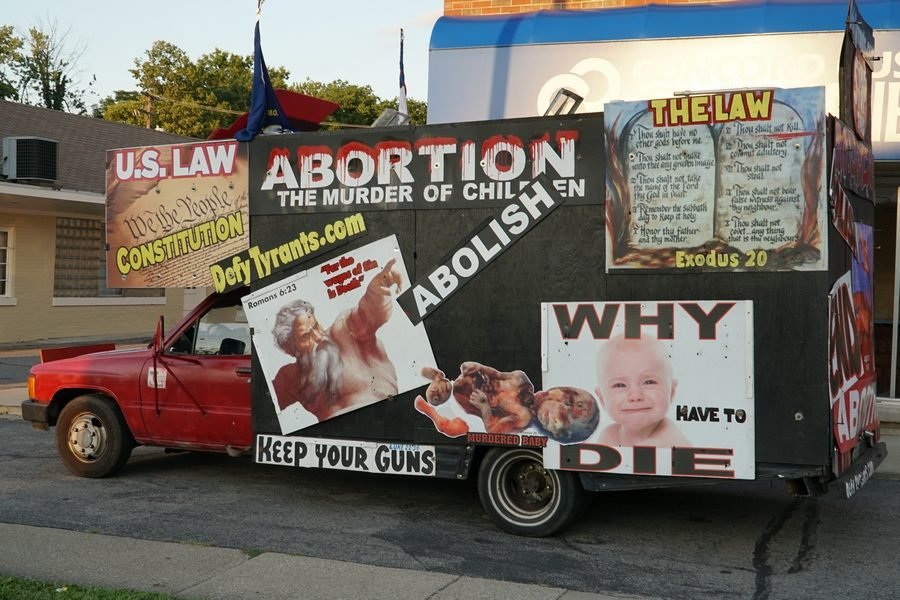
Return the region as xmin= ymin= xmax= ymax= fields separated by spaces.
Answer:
xmin=4 ymin=0 xmax=444 ymax=110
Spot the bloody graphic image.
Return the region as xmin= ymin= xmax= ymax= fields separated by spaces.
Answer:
xmin=415 ymin=362 xmax=599 ymax=444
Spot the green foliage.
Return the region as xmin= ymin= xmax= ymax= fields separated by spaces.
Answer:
xmin=293 ymin=78 xmax=385 ymax=127
xmin=405 ymin=97 xmax=427 ymax=126
xmin=293 ymin=78 xmax=427 ymax=128
xmin=114 ymin=41 xmax=218 ymax=137
xmin=19 ymin=27 xmax=72 ymax=110
xmin=1 ymin=21 xmax=428 ymax=130
xmin=99 ymin=44 xmax=427 ymax=136
xmin=0 ymin=23 xmax=427 ymax=131
xmin=0 ymin=575 xmax=182 ymax=599
xmin=0 ymin=23 xmax=426 ymax=138
xmin=93 ymin=90 xmax=141 ymax=120
xmin=0 ymin=20 xmax=94 ymax=113
xmin=99 ymin=41 xmax=294 ymax=137
xmin=0 ymin=25 xmax=23 ymax=101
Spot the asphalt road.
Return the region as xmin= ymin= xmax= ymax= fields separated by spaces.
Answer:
xmin=1 ymin=416 xmax=897 ymax=600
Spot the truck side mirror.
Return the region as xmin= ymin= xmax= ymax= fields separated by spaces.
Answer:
xmin=153 ymin=315 xmax=165 ymax=355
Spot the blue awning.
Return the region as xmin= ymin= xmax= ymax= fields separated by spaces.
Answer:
xmin=430 ymin=0 xmax=900 ymax=50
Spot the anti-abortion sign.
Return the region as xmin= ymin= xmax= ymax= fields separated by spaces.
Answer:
xmin=541 ymin=300 xmax=756 ymax=480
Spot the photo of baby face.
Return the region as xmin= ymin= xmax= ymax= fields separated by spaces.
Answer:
xmin=595 ymin=336 xmax=677 ymax=433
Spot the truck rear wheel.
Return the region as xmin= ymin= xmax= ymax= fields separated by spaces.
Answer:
xmin=478 ymin=447 xmax=587 ymax=536
xmin=55 ymin=394 xmax=133 ymax=478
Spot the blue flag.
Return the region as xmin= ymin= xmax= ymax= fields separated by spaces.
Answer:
xmin=236 ymin=20 xmax=292 ymax=141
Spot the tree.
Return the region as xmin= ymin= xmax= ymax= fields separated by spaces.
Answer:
xmin=101 ymin=41 xmax=290 ymax=138
xmin=0 ymin=25 xmax=23 ymax=101
xmin=405 ymin=97 xmax=427 ymax=126
xmin=98 ymin=42 xmax=428 ymax=136
xmin=95 ymin=90 xmax=142 ymax=122
xmin=293 ymin=79 xmax=385 ymax=127
xmin=375 ymin=95 xmax=426 ymax=126
xmin=16 ymin=21 xmax=94 ymax=113
xmin=294 ymin=78 xmax=427 ymax=127
xmin=105 ymin=41 xmax=207 ymax=135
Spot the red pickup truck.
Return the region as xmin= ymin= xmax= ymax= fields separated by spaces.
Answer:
xmin=21 ymin=287 xmax=253 ymax=478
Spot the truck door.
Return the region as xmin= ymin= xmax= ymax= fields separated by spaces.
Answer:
xmin=140 ymin=294 xmax=252 ymax=449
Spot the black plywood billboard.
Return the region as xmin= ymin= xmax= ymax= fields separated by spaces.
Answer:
xmin=241 ymin=105 xmax=859 ymax=479
xmin=245 ymin=114 xmax=609 ymax=448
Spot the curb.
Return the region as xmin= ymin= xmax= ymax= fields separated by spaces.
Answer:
xmin=0 ymin=523 xmax=639 ymax=600
xmin=0 ymin=385 xmax=25 ymax=417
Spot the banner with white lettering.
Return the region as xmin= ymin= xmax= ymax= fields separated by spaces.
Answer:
xmin=541 ymin=300 xmax=756 ymax=479
xmin=256 ymin=435 xmax=436 ymax=476
xmin=247 ymin=115 xmax=602 ymax=215
xmin=105 ymin=140 xmax=249 ymax=287
xmin=605 ymin=87 xmax=826 ymax=272
xmin=397 ymin=174 xmax=565 ymax=324
xmin=242 ymin=235 xmax=436 ymax=434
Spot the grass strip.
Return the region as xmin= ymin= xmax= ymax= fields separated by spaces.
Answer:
xmin=0 ymin=575 xmax=184 ymax=600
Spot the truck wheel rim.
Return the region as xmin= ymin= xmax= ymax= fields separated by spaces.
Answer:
xmin=67 ymin=412 xmax=108 ymax=462
xmin=494 ymin=452 xmax=560 ymax=524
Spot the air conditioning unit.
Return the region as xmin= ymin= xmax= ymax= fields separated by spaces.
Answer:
xmin=2 ymin=136 xmax=58 ymax=182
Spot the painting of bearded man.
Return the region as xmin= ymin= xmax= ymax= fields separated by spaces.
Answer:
xmin=270 ymin=258 xmax=402 ymax=421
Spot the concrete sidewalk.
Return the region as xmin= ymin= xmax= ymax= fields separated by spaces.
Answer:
xmin=0 ymin=523 xmax=637 ymax=600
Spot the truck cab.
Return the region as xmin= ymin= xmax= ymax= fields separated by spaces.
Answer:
xmin=21 ymin=287 xmax=253 ymax=478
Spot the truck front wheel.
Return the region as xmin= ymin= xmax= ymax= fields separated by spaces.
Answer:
xmin=55 ymin=395 xmax=133 ymax=478
xmin=478 ymin=447 xmax=588 ymax=536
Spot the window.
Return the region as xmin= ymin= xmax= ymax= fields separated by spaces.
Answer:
xmin=54 ymin=218 xmax=162 ymax=299
xmin=0 ymin=228 xmax=11 ymax=298
xmin=169 ymin=298 xmax=250 ymax=356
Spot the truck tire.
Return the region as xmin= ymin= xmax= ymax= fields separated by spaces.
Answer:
xmin=55 ymin=394 xmax=133 ymax=478
xmin=478 ymin=447 xmax=588 ymax=536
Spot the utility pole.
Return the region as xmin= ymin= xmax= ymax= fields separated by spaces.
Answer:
xmin=142 ymin=92 xmax=154 ymax=129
